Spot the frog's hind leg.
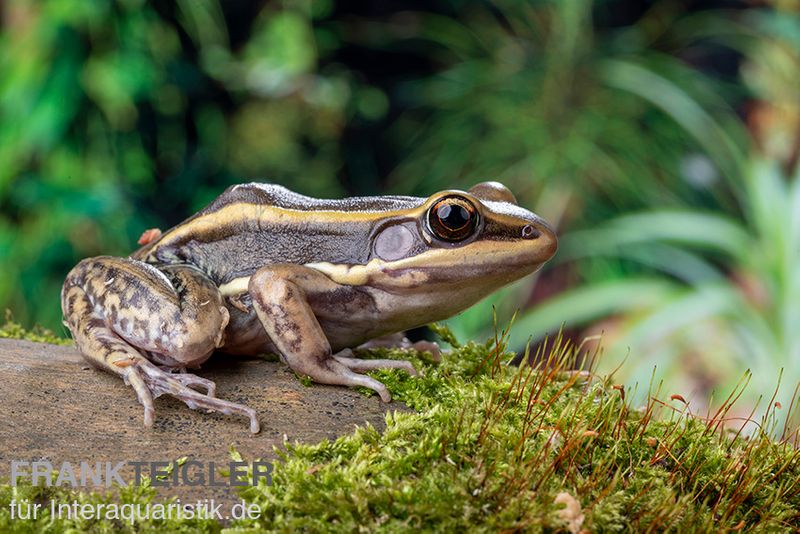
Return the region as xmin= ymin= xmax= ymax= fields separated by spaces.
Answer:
xmin=61 ymin=257 xmax=260 ymax=433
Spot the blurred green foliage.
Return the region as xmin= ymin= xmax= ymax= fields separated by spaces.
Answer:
xmin=2 ymin=1 xmax=800 ymax=414
xmin=390 ymin=1 xmax=800 ymax=413
xmin=505 ymin=5 xmax=800 ymax=416
xmin=0 ymin=0 xmax=377 ymax=330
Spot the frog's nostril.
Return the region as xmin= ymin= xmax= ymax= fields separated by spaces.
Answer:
xmin=521 ymin=225 xmax=540 ymax=239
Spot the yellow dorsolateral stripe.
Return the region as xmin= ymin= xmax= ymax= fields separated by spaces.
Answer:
xmin=154 ymin=202 xmax=422 ymax=248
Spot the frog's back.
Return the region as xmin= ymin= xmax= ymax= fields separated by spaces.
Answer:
xmin=201 ymin=183 xmax=421 ymax=214
xmin=132 ymin=183 xmax=424 ymax=284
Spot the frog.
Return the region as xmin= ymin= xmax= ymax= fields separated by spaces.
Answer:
xmin=61 ymin=181 xmax=557 ymax=433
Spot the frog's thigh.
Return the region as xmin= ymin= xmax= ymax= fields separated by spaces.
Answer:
xmin=61 ymin=257 xmax=259 ymax=432
xmin=248 ymin=264 xmax=397 ymax=402
xmin=62 ymin=257 xmax=228 ymax=365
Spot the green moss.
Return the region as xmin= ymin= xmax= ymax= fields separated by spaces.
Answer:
xmin=0 ymin=311 xmax=72 ymax=346
xmin=1 ymin=323 xmax=798 ymax=532
xmin=0 ymin=478 xmax=220 ymax=533
xmin=232 ymin=327 xmax=800 ymax=532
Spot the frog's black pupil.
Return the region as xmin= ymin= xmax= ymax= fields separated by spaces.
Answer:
xmin=437 ymin=203 xmax=470 ymax=230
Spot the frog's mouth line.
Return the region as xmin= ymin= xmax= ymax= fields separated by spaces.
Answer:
xmin=217 ymin=229 xmax=556 ymax=298
xmin=306 ymin=238 xmax=555 ymax=289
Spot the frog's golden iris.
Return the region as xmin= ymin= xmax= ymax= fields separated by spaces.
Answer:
xmin=427 ymin=195 xmax=479 ymax=242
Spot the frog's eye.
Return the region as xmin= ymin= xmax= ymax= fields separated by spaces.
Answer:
xmin=427 ymin=195 xmax=479 ymax=242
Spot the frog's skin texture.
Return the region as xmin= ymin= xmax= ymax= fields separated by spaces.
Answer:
xmin=61 ymin=182 xmax=557 ymax=433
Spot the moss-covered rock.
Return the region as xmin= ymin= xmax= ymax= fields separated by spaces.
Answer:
xmin=1 ymin=321 xmax=798 ymax=532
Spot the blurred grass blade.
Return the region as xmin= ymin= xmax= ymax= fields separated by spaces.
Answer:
xmin=599 ymin=58 xmax=746 ymax=191
xmin=622 ymin=284 xmax=747 ymax=355
xmin=791 ymin=169 xmax=800 ymax=244
xmin=744 ymin=161 xmax=791 ymax=265
xmin=621 ymin=283 xmax=787 ymax=395
xmin=610 ymin=244 xmax=724 ymax=284
xmin=560 ymin=211 xmax=751 ymax=259
xmin=509 ymin=278 xmax=679 ymax=349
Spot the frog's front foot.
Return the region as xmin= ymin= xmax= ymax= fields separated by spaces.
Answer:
xmin=123 ymin=359 xmax=260 ymax=434
xmin=328 ymin=350 xmax=421 ymax=402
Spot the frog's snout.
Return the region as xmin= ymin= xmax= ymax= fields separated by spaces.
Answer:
xmin=526 ymin=218 xmax=558 ymax=262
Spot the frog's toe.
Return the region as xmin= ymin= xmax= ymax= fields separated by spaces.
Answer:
xmin=357 ymin=335 xmax=442 ymax=363
xmin=169 ymin=372 xmax=217 ymax=397
xmin=342 ymin=372 xmax=391 ymax=403
xmin=128 ymin=360 xmax=260 ymax=433
xmin=303 ymin=357 xmax=393 ymax=402
xmin=410 ymin=340 xmax=441 ymax=362
xmin=333 ymin=350 xmax=420 ymax=377
xmin=124 ymin=366 xmax=156 ymax=427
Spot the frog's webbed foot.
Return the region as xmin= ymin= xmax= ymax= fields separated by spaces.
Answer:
xmin=164 ymin=369 xmax=217 ymax=397
xmin=123 ymin=359 xmax=260 ymax=433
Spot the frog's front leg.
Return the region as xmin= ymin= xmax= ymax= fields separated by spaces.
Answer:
xmin=248 ymin=265 xmax=418 ymax=402
xmin=61 ymin=257 xmax=260 ymax=433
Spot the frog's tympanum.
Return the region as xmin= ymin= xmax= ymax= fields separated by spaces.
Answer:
xmin=61 ymin=182 xmax=557 ymax=433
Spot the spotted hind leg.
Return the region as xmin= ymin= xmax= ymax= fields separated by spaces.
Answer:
xmin=61 ymin=257 xmax=260 ymax=433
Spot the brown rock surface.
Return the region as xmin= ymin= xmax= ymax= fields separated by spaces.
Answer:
xmin=0 ymin=338 xmax=398 ymax=507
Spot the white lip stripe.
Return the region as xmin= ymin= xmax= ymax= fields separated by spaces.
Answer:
xmin=216 ymin=261 xmax=381 ymax=296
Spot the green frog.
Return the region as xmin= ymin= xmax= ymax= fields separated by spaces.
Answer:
xmin=61 ymin=181 xmax=557 ymax=433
